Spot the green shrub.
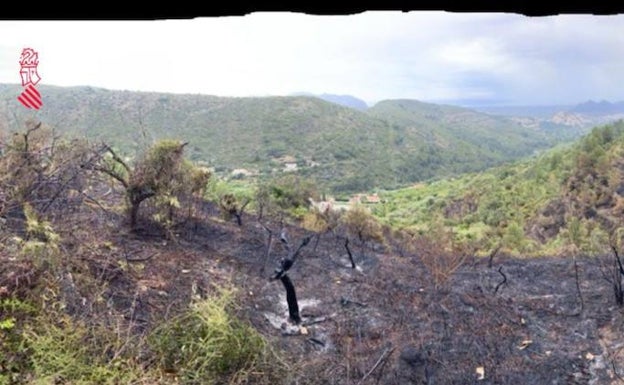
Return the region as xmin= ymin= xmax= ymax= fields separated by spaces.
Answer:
xmin=255 ymin=174 xmax=318 ymax=220
xmin=22 ymin=314 xmax=149 ymax=385
xmin=149 ymin=288 xmax=283 ymax=384
xmin=96 ymin=139 xmax=211 ymax=228
xmin=0 ymin=297 xmax=37 ymax=384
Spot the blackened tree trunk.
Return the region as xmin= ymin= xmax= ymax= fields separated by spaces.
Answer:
xmin=270 ymin=235 xmax=311 ymax=324
xmin=280 ymin=274 xmax=301 ymax=323
xmin=128 ymin=187 xmax=155 ymax=228
xmin=130 ymin=202 xmax=140 ymax=228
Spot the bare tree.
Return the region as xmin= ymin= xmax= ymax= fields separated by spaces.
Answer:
xmin=338 ymin=204 xmax=384 ymax=269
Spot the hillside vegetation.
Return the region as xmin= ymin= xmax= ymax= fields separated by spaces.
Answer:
xmin=368 ymin=99 xmax=547 ymax=160
xmin=0 ymin=84 xmax=584 ymax=193
xmin=375 ymin=120 xmax=624 ymax=257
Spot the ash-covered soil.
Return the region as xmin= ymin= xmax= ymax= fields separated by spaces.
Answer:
xmin=4 ymin=198 xmax=623 ymax=385
xmin=173 ymin=207 xmax=624 ymax=385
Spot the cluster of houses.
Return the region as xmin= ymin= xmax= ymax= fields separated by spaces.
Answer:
xmin=281 ymin=155 xmax=320 ymax=173
xmin=309 ymin=193 xmax=382 ymax=213
xmin=230 ymin=155 xmax=322 ymax=177
xmin=228 ymin=154 xmax=383 ymax=213
xmin=348 ymin=193 xmax=381 ymax=204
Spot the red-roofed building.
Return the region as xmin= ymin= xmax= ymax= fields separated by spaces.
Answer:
xmin=364 ymin=193 xmax=380 ymax=203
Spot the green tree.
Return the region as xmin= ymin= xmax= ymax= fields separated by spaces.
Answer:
xmin=254 ymin=174 xmax=318 ymax=221
xmin=503 ymin=221 xmax=526 ymax=253
xmin=96 ymin=139 xmax=210 ymax=228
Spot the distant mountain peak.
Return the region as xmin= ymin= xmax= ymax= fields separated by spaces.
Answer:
xmin=569 ymin=100 xmax=624 ymax=115
xmin=291 ymin=92 xmax=368 ymax=110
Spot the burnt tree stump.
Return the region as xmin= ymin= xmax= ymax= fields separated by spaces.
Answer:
xmin=271 ymin=234 xmax=311 ymax=325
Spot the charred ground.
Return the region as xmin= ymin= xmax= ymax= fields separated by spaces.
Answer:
xmin=4 ymin=188 xmax=624 ymax=384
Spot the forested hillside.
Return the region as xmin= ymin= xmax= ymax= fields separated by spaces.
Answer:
xmin=375 ymin=120 xmax=624 ymax=257
xmin=0 ymin=84 xmax=581 ymax=193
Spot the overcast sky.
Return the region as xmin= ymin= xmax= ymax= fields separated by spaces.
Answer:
xmin=1 ymin=12 xmax=623 ymax=107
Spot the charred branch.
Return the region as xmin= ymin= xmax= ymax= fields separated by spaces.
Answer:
xmin=102 ymin=144 xmax=131 ymax=174
xmin=307 ymin=337 xmax=326 ymax=348
xmin=487 ymin=245 xmax=501 ymax=269
xmin=87 ymin=144 xmax=130 ymax=189
xmin=20 ymin=121 xmax=42 ymax=165
xmin=220 ymin=195 xmax=250 ymax=226
xmin=302 ymin=314 xmax=335 ymax=326
xmin=340 ymin=297 xmax=367 ymax=308
xmin=356 ymin=346 xmax=395 ymax=385
xmin=40 ymin=147 xmax=108 ymax=214
xmin=272 ymin=235 xmax=311 ymax=279
xmin=93 ymin=165 xmax=129 ymax=189
xmin=289 ymin=235 xmax=312 ymax=264
xmin=233 ymin=198 xmax=250 ymax=226
xmin=613 ymin=246 xmax=624 ymax=276
xmin=345 ymin=237 xmax=356 ymax=269
xmin=573 ymin=257 xmax=584 ymax=313
xmin=608 ymin=247 xmax=624 ymax=306
xmin=494 ymin=266 xmax=507 ymax=295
